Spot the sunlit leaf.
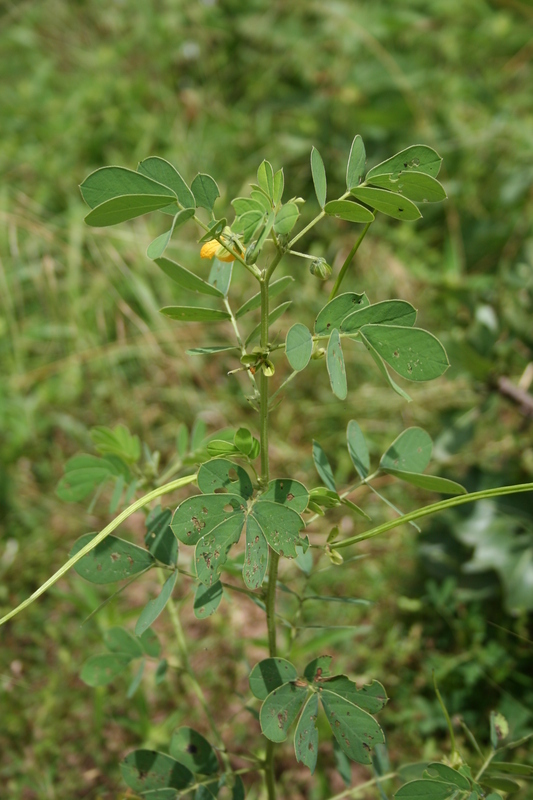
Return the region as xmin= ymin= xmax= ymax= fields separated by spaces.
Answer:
xmin=380 ymin=428 xmax=433 ymax=473
xmin=261 ymin=479 xmax=309 ymax=514
xmin=193 ymin=580 xmax=224 ymax=619
xmin=195 ymin=516 xmax=245 ymax=586
xmin=85 ymin=194 xmax=176 ymax=227
xmin=360 ymin=325 xmax=449 ymax=381
xmin=383 ymin=469 xmax=467 ymax=495
xmin=171 ymin=493 xmax=245 ymax=547
xmin=315 ymin=292 xmax=369 ymax=335
xmin=320 ymin=680 xmax=385 ymax=763
xmin=274 ymin=203 xmax=300 ymax=234
xmin=311 ymin=147 xmax=327 ymax=208
xmin=170 ymin=728 xmax=219 ymax=775
xmin=285 ymin=323 xmax=313 ymax=372
xmin=257 ymin=160 xmax=275 ymax=199
xmin=155 ymin=257 xmax=224 ymax=297
xmin=368 ymin=172 xmax=446 ymax=203
xmin=346 ymin=134 xmax=366 ymax=189
xmin=350 ymin=187 xmax=421 ymax=221
xmin=251 ymin=500 xmax=306 ymax=558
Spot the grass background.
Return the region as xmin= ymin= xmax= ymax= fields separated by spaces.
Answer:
xmin=1 ymin=1 xmax=532 ymax=798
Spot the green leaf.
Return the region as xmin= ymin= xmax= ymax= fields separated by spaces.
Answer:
xmin=104 ymin=626 xmax=144 ymax=658
xmin=170 ymin=728 xmax=219 ymax=775
xmin=197 ymin=458 xmax=253 ymax=499
xmin=359 ymin=331 xmax=412 ymax=401
xmin=171 ymin=493 xmax=245 ymax=547
xmin=481 ymin=777 xmax=520 ymax=793
xmin=71 ymin=533 xmax=155 ymax=584
xmin=206 ymin=440 xmax=239 ymax=457
xmin=327 ymin=328 xmax=347 ymax=400
xmin=187 ymin=345 xmax=238 ymax=356
xmin=261 ymin=479 xmax=310 ymax=514
xmin=80 ymin=653 xmax=132 ymax=686
xmin=155 ymin=658 xmax=168 ymax=685
xmin=311 ymin=147 xmax=327 ymax=208
xmin=312 ymin=440 xmax=336 ymax=491
xmin=139 ymin=628 xmax=161 ymax=658
xmin=347 ymin=420 xmax=370 ymax=480
xmin=249 ymin=658 xmax=299 ymax=700
xmin=191 ymin=174 xmax=220 ymax=210
xmin=346 ymin=134 xmax=366 ymax=189
xmin=251 ymin=190 xmax=272 ymax=213
xmin=234 ymin=427 xmax=253 ymax=456
xmin=80 ymin=166 xmax=176 ymax=209
xmin=154 ymin=257 xmax=224 ymax=297
xmin=315 ymin=292 xmax=369 ymax=335
xmin=236 ymin=276 xmax=294 ymax=319
xmin=294 ymin=693 xmax=319 ymax=773
xmin=245 ymin=301 xmax=292 ymax=347
xmin=208 ymin=258 xmax=233 ymax=297
xmin=333 ymin=738 xmax=352 ymax=786
xmin=56 ymin=454 xmax=117 ymax=502
xmin=251 ymin=500 xmax=306 ymax=558
xmin=127 ymin=658 xmax=145 ymax=698
xmin=135 ymin=571 xmax=177 ymax=636
xmin=92 ymin=424 xmax=141 ymax=463
xmin=366 ymin=145 xmax=443 ymax=180
xmin=320 ymin=682 xmax=385 ymax=764
xmin=138 ymin=157 xmax=196 ymax=209
xmin=368 ymin=172 xmax=446 ymax=203
xmin=286 ymin=323 xmax=313 ymax=371
xmin=304 ymin=656 xmax=333 ymax=682
xmin=341 ymin=300 xmax=417 ymax=334
xmin=488 ymin=762 xmax=533 ymax=777
xmin=274 ymin=202 xmax=300 ymax=235
xmin=243 ymin=516 xmax=269 ymax=590
xmin=424 ymin=764 xmax=471 ymax=790
xmin=121 ymin=750 xmax=193 ymax=795
xmin=273 ymin=169 xmax=285 ymax=204
xmin=380 ymin=428 xmax=433 ymax=473
xmin=325 ymin=200 xmax=374 ymax=223
xmin=350 ymin=187 xmax=421 ymax=221
xmin=195 ymin=516 xmax=245 ymax=586
xmin=193 ymin=580 xmax=224 ymax=619
xmin=85 ymin=194 xmax=177 ymax=227
xmin=490 ymin=711 xmax=509 ymax=747
xmin=257 ymin=160 xmax=275 ymax=199
xmin=160 ymin=306 xmax=230 ymax=323
xmin=145 ymin=507 xmax=178 ymax=565
xmin=260 ymin=682 xmax=309 ymax=742
xmin=147 ymin=208 xmax=195 ymax=259
xmin=198 ymin=218 xmax=227 ymax=242
xmin=322 ymin=676 xmax=388 ymax=714
xmin=232 ymin=197 xmax=265 ymax=216
xmin=394 ymin=779 xmax=460 ymax=799
xmin=232 ymin=210 xmax=264 ymax=243
xmin=383 ymin=469 xmax=467 ymax=495
xmin=360 ymin=325 xmax=449 ymax=381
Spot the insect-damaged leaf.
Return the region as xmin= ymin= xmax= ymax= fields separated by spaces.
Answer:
xmin=286 ymin=323 xmax=313 ymax=371
xmin=346 ymin=134 xmax=366 ymax=190
xmin=249 ymin=658 xmax=299 ymax=700
xmin=304 ymin=655 xmax=333 ymax=682
xmin=347 ymin=420 xmax=370 ymax=480
xmin=80 ymin=653 xmax=132 ymax=687
xmin=320 ymin=679 xmax=386 ymax=764
xmin=120 ymin=750 xmax=193 ymax=796
xmin=171 ymin=493 xmax=245 ymax=547
xmin=193 ymin=580 xmax=223 ymax=619
xmin=350 ymin=187 xmax=421 ymax=221
xmin=311 ymin=147 xmax=327 ymax=208
xmin=191 ymin=173 xmax=220 ymax=210
xmin=341 ymin=300 xmax=417 ymax=334
xmin=135 ymin=571 xmax=177 ymax=636
xmin=380 ymin=427 xmax=433 ymax=473
xmin=360 ymin=325 xmax=449 ymax=381
xmin=368 ymin=172 xmax=446 ymax=203
xmin=243 ymin=516 xmax=269 ymax=590
xmin=71 ymin=533 xmax=155 ymax=584
xmin=315 ymin=292 xmax=369 ymax=335
xmin=144 ymin=506 xmax=178 ymax=566
xmin=295 ymin=693 xmax=319 ymax=773
xmin=196 ymin=517 xmax=245 ymax=586
xmin=366 ymin=144 xmax=443 ymax=181
xmin=260 ymin=682 xmax=309 ymax=742
xmin=170 ymin=727 xmax=219 ymax=775
xmin=261 ymin=478 xmax=309 ymax=514
xmin=138 ymin=157 xmax=196 ymax=209
xmin=250 ymin=501 xmax=306 ymax=558
xmin=327 ymin=329 xmax=347 ymax=400
xmin=197 ymin=458 xmax=253 ymax=499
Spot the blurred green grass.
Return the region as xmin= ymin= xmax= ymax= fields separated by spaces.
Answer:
xmin=1 ymin=1 xmax=532 ymax=798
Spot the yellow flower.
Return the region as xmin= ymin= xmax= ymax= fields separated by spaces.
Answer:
xmin=200 ymin=239 xmax=235 ymax=262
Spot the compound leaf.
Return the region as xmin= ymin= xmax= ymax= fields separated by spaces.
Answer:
xmin=171 ymin=493 xmax=245 ymax=547
xmin=56 ymin=454 xmax=119 ymax=502
xmin=320 ymin=683 xmax=385 ymax=764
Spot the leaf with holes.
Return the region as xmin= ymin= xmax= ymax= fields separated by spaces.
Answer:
xmin=295 ymin=693 xmax=319 ymax=773
xmin=380 ymin=427 xmax=433 ymax=473
xmin=144 ymin=506 xmax=178 ymax=565
xmin=368 ymin=172 xmax=446 ymax=203
xmin=120 ymin=750 xmax=193 ymax=796
xmin=138 ymin=157 xmax=196 ymax=209
xmin=193 ymin=580 xmax=224 ymax=619
xmin=325 ymin=200 xmax=374 ymax=224
xmin=135 ymin=571 xmax=177 ymax=636
xmin=261 ymin=479 xmax=309 ymax=514
xmin=366 ymin=145 xmax=443 ymax=181
xmin=346 ymin=420 xmax=370 ymax=480
xmin=195 ymin=517 xmax=245 ymax=586
xmin=286 ymin=323 xmax=313 ymax=372
xmin=171 ymin=493 xmax=245 ymax=547
xmin=197 ymin=458 xmax=253 ymax=499
xmin=71 ymin=533 xmax=155 ymax=584
xmin=346 ymin=134 xmax=366 ymax=189
xmin=327 ymin=329 xmax=347 ymax=400
xmin=249 ymin=658 xmax=299 ymax=700
xmin=350 ymin=187 xmax=421 ymax=221
xmin=191 ymin=174 xmax=219 ymax=210
xmin=250 ymin=501 xmax=306 ymax=558
xmin=360 ymin=325 xmax=449 ymax=381
xmin=243 ymin=516 xmax=269 ymax=590
xmin=80 ymin=653 xmax=133 ymax=687
xmin=312 ymin=440 xmax=336 ymax=491
xmin=260 ymin=682 xmax=309 ymax=743
xmin=170 ymin=727 xmax=219 ymax=775
xmin=304 ymin=656 xmax=333 ymax=682
xmin=320 ymin=679 xmax=385 ymax=764
xmin=321 ymin=676 xmax=388 ymax=714
xmin=315 ymin=292 xmax=369 ymax=335
xmin=311 ymin=147 xmax=327 ymax=208
xmin=341 ymin=300 xmax=416 ymax=334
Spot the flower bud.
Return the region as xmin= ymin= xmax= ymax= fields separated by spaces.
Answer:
xmin=309 ymin=258 xmax=332 ymax=280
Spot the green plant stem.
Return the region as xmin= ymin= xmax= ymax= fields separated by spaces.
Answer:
xmin=0 ymin=473 xmax=198 ymax=627
xmin=328 ymin=221 xmax=372 ymax=301
xmin=325 ymin=771 xmax=396 ymax=800
xmin=335 ymin=482 xmax=533 ymax=549
xmin=475 ymin=751 xmax=495 ymax=783
xmin=287 ymin=210 xmax=325 ymax=249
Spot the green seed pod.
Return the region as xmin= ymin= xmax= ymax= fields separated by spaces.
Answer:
xmin=309 ymin=258 xmax=332 ymax=280
xmin=245 ymin=241 xmax=259 ymax=265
